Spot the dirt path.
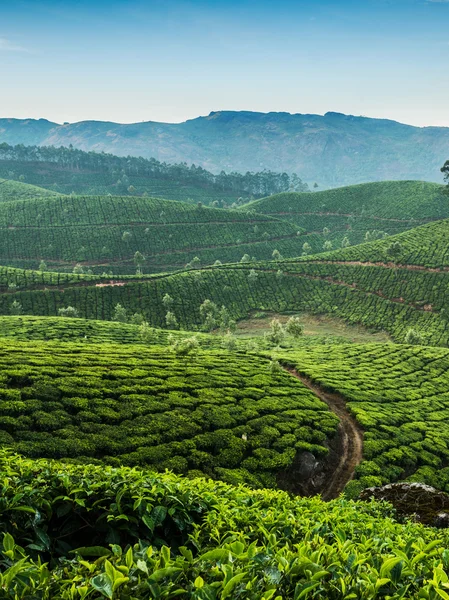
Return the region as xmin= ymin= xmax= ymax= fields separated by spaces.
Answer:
xmin=284 ymin=367 xmax=363 ymax=500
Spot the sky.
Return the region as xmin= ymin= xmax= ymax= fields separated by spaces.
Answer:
xmin=1 ymin=0 xmax=449 ymax=127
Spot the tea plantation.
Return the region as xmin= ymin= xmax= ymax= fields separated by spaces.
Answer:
xmin=0 ymin=178 xmax=60 ymax=202
xmin=0 ymin=339 xmax=338 ymax=487
xmin=280 ymin=343 xmax=449 ymax=495
xmin=243 ymin=180 xmax=449 ymax=250
xmin=0 ymin=194 xmax=306 ymax=273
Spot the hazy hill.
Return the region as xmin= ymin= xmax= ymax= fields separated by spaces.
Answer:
xmin=1 ymin=111 xmax=449 ymax=186
xmin=0 ymin=143 xmax=307 ymax=204
xmin=242 ymin=180 xmax=449 ymax=248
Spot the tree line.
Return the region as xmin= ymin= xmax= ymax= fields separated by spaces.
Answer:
xmin=0 ymin=142 xmax=309 ymax=198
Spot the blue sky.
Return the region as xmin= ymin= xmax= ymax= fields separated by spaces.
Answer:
xmin=1 ymin=0 xmax=448 ymax=126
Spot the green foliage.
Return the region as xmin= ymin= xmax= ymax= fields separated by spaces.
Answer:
xmin=0 ymin=340 xmax=335 ymax=486
xmin=0 ymin=193 xmax=305 ymax=274
xmin=0 ymin=450 xmax=449 ymax=598
xmin=112 ymin=303 xmax=128 ymax=323
xmin=280 ymin=343 xmax=449 ymax=493
xmin=57 ymin=306 xmax=79 ymax=318
xmin=243 ymin=181 xmax=449 ymax=251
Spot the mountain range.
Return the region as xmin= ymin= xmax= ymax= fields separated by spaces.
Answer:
xmin=1 ymin=111 xmax=449 ymax=187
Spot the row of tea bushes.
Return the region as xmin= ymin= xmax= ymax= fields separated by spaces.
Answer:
xmin=280 ymin=343 xmax=449 ymax=495
xmin=0 ymin=340 xmax=337 ymax=488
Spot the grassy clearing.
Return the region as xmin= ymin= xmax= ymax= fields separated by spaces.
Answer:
xmin=234 ymin=311 xmax=391 ymax=344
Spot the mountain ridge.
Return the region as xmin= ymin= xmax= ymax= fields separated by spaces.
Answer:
xmin=1 ymin=111 xmax=449 ymax=186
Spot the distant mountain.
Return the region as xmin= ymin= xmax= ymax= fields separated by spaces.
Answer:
xmin=1 ymin=111 xmax=449 ymax=186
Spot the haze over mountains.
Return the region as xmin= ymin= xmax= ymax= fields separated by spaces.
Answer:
xmin=1 ymin=110 xmax=449 ymax=187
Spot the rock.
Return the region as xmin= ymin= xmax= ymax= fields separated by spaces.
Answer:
xmin=296 ymin=452 xmax=318 ymax=482
xmin=360 ymin=482 xmax=449 ymax=527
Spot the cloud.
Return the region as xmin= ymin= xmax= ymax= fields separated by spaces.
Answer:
xmin=0 ymin=37 xmax=28 ymax=52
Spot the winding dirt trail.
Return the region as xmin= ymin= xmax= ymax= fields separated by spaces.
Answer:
xmin=284 ymin=367 xmax=364 ymax=500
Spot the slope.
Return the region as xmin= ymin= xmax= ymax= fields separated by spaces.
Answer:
xmin=242 ymin=181 xmax=449 ymax=251
xmin=0 ymin=194 xmax=304 ymax=273
xmin=1 ymin=111 xmax=449 ymax=185
xmin=279 ymin=343 xmax=449 ymax=496
xmin=0 ymin=178 xmax=61 ymax=202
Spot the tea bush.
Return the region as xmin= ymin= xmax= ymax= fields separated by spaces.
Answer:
xmin=0 ymin=340 xmax=337 ymax=487
xmin=1 ymin=451 xmax=449 ymax=598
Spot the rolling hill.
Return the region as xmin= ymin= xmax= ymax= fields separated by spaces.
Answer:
xmin=0 ymin=194 xmax=306 ymax=274
xmin=1 ymin=218 xmax=449 ymax=346
xmin=1 ymin=111 xmax=449 ymax=186
xmin=0 ymin=178 xmax=60 ymax=202
xmin=242 ymin=180 xmax=449 ymax=250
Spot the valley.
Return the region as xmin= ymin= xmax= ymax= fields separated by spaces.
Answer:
xmin=0 ymin=142 xmax=448 ymax=597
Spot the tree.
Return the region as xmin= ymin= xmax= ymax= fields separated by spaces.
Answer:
xmin=248 ymin=269 xmax=258 ymax=283
xmin=323 ymin=227 xmax=330 ymax=237
xmin=139 ymin=321 xmax=152 ymax=343
xmin=341 ymin=236 xmax=351 ymax=248
xmin=38 ymin=260 xmax=47 ymax=272
xmin=404 ymin=328 xmax=425 ymax=345
xmin=113 ymin=303 xmax=128 ymax=323
xmin=302 ymin=242 xmax=311 ymax=256
xmin=285 ymin=316 xmax=303 ymax=338
xmin=266 ymin=318 xmax=286 ymax=346
xmin=272 ymin=249 xmax=282 ymax=260
xmin=73 ymin=263 xmax=84 ymax=274
xmin=122 ymin=231 xmax=132 ymax=242
xmin=441 ymin=160 xmax=449 ymax=193
xmin=130 ymin=312 xmax=145 ymax=325
xmin=200 ymin=299 xmax=219 ymax=332
xmin=134 ymin=251 xmax=145 ymax=268
xmin=386 ymin=241 xmax=403 ymax=262
xmin=240 ymin=254 xmax=251 ymax=263
xmin=276 ymin=269 xmax=283 ymax=280
xmin=166 ymin=311 xmax=179 ymax=330
xmin=313 ymin=183 xmax=319 ymax=190
xmin=58 ymin=306 xmax=79 ymax=318
xmin=171 ymin=336 xmax=199 ymax=356
xmin=213 ymin=259 xmax=222 ymax=266
xmin=262 ymin=232 xmax=270 ymax=244
xmin=162 ymin=293 xmax=174 ymax=311
xmin=323 ymin=240 xmax=333 ymax=251
xmin=10 ymin=300 xmax=23 ymax=315
xmin=222 ymin=331 xmax=237 ymax=351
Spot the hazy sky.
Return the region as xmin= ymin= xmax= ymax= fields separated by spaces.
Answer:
xmin=1 ymin=0 xmax=449 ymax=126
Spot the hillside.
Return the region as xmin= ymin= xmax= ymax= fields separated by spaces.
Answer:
xmin=0 ymin=194 xmax=304 ymax=273
xmin=242 ymin=180 xmax=449 ymax=250
xmin=0 ymin=143 xmax=307 ymax=204
xmin=2 ymin=219 xmax=449 ymax=347
xmin=310 ymin=217 xmax=449 ymax=267
xmin=1 ymin=111 xmax=449 ymax=186
xmin=279 ymin=343 xmax=449 ymax=495
xmin=0 ymin=178 xmax=60 ymax=202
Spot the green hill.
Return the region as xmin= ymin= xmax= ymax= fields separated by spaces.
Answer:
xmin=0 ymin=178 xmax=60 ymax=202
xmin=242 ymin=181 xmax=449 ymax=251
xmin=308 ymin=217 xmax=449 ymax=268
xmin=0 ymin=194 xmax=305 ymax=274
xmin=2 ymin=239 xmax=448 ymax=347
